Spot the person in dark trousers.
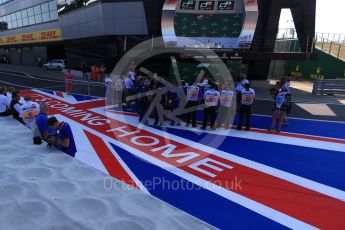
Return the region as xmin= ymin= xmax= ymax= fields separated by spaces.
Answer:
xmin=201 ymin=82 xmax=220 ymax=130
xmin=166 ymin=90 xmax=180 ymax=126
xmin=184 ymin=83 xmax=202 ymax=128
xmin=47 ymin=116 xmax=77 ymax=157
xmin=137 ymin=79 xmax=152 ymax=124
xmin=216 ymin=82 xmax=234 ymax=129
xmin=268 ymin=86 xmax=291 ymax=132
xmin=237 ymin=83 xmax=255 ymax=131
xmin=10 ymin=91 xmax=24 ymax=124
xmin=81 ymin=59 xmax=88 ymax=80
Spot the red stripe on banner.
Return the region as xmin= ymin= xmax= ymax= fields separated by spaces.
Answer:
xmin=77 ymin=100 xmax=106 ymax=110
xmin=108 ymin=109 xmax=345 ymax=145
xmin=55 ymin=91 xmax=64 ymax=98
xmin=27 ymin=90 xmax=345 ymax=229
xmin=84 ymin=130 xmax=139 ymax=189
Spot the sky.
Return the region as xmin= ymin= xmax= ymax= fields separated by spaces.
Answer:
xmin=279 ymin=0 xmax=345 ymax=34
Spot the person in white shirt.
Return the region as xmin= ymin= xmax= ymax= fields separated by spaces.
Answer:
xmin=7 ymin=87 xmax=14 ymax=104
xmin=240 ymin=74 xmax=250 ymax=86
xmin=104 ymin=73 xmax=112 ymax=90
xmin=235 ymin=78 xmax=244 ymax=112
xmin=0 ymin=87 xmax=11 ymax=116
xmin=115 ymin=76 xmax=125 ymax=108
xmin=124 ymin=74 xmax=135 ymax=108
xmin=20 ymin=95 xmax=39 ymax=129
xmin=269 ymin=86 xmax=291 ymax=132
xmin=237 ymin=83 xmax=255 ymax=131
xmin=128 ymin=70 xmax=136 ymax=81
xmin=184 ymin=83 xmax=202 ymax=128
xmin=216 ymin=82 xmax=234 ymax=129
xmin=201 ymin=82 xmax=220 ymax=130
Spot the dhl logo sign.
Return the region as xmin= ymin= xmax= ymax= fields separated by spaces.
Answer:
xmin=0 ymin=28 xmax=62 ymax=45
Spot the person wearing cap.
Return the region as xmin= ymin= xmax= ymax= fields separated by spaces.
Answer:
xmin=268 ymin=86 xmax=291 ymax=132
xmin=237 ymin=83 xmax=255 ymax=131
xmin=20 ymin=95 xmax=39 ymax=128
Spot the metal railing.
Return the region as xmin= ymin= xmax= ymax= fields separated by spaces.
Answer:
xmin=315 ymin=32 xmax=345 ymax=44
xmin=315 ymin=35 xmax=345 ymax=61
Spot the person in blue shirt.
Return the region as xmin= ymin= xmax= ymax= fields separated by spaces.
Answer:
xmin=35 ymin=102 xmax=54 ymax=141
xmin=47 ymin=116 xmax=77 ymax=157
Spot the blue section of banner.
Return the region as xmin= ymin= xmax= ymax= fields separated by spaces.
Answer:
xmin=110 ymin=143 xmax=288 ymax=230
xmin=160 ymin=127 xmax=345 ymax=191
xmin=109 ymin=104 xmax=345 ymax=140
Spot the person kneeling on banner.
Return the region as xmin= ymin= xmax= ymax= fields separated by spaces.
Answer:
xmin=20 ymin=95 xmax=39 ymax=129
xmin=268 ymin=86 xmax=291 ymax=133
xmin=201 ymin=82 xmax=220 ymax=131
xmin=237 ymin=83 xmax=255 ymax=131
xmin=33 ymin=101 xmax=57 ymax=144
xmin=216 ymin=81 xmax=234 ymax=129
xmin=47 ymin=116 xmax=77 ymax=157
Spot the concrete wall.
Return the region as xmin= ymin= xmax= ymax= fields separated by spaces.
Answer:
xmin=59 ymin=1 xmax=148 ymax=40
xmin=0 ymin=46 xmax=47 ymax=65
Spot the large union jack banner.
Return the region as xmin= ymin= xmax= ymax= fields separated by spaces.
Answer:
xmin=22 ymin=89 xmax=345 ymax=230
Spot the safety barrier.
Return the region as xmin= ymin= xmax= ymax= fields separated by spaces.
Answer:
xmin=312 ymin=79 xmax=345 ymax=95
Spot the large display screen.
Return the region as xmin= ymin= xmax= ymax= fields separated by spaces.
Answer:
xmin=218 ymin=1 xmax=235 ymax=10
xmin=198 ymin=1 xmax=216 ymax=10
xmin=180 ymin=0 xmax=197 ymax=10
xmin=162 ymin=0 xmax=259 ymax=49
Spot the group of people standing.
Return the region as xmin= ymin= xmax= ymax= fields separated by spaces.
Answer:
xmin=105 ymin=71 xmax=256 ymax=131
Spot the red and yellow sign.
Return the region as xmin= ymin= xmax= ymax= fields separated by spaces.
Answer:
xmin=0 ymin=28 xmax=62 ymax=45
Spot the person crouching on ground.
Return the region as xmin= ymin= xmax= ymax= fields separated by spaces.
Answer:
xmin=35 ymin=101 xmax=56 ymax=142
xmin=216 ymin=81 xmax=234 ymax=129
xmin=201 ymin=82 xmax=220 ymax=130
xmin=20 ymin=95 xmax=39 ymax=129
xmin=0 ymin=86 xmax=11 ymax=116
xmin=268 ymin=86 xmax=291 ymax=133
xmin=47 ymin=116 xmax=77 ymax=157
xmin=237 ymin=83 xmax=255 ymax=131
xmin=10 ymin=91 xmax=24 ymax=125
